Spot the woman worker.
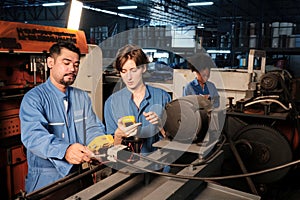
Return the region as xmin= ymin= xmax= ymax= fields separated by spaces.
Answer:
xmin=104 ymin=44 xmax=171 ymax=154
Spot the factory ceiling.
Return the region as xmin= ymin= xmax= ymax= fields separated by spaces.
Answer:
xmin=1 ymin=0 xmax=300 ymax=29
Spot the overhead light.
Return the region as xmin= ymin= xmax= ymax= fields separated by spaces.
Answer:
xmin=42 ymin=2 xmax=65 ymax=7
xmin=84 ymin=6 xmax=118 ymax=16
xmin=83 ymin=5 xmax=147 ymax=21
xmin=67 ymin=0 xmax=83 ymax=30
xmin=188 ymin=2 xmax=214 ymax=6
xmin=197 ymin=23 xmax=205 ymax=29
xmin=207 ymin=50 xmax=231 ymax=54
xmin=117 ymin=6 xmax=138 ymax=10
xmin=143 ymin=49 xmax=158 ymax=53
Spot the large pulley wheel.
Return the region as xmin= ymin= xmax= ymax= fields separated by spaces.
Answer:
xmin=164 ymin=95 xmax=211 ymax=143
xmin=260 ymin=73 xmax=279 ymax=90
xmin=233 ymin=124 xmax=292 ymax=183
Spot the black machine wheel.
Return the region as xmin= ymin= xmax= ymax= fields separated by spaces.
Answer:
xmin=164 ymin=95 xmax=210 ymax=143
xmin=233 ymin=124 xmax=293 ymax=183
xmin=260 ymin=73 xmax=279 ymax=91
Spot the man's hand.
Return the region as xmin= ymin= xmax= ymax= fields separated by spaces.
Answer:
xmin=65 ymin=143 xmax=93 ymax=164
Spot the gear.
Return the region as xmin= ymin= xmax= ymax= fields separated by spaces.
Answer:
xmin=233 ymin=124 xmax=292 ymax=183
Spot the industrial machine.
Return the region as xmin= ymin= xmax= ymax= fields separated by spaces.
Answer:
xmin=219 ymin=50 xmax=300 ymax=198
xmin=19 ymin=95 xmax=262 ymax=200
xmin=4 ymin=20 xmax=299 ymax=199
xmin=18 ymin=48 xmax=300 ymax=200
xmin=224 ymin=68 xmax=300 ymax=193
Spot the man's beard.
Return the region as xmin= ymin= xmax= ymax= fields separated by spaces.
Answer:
xmin=60 ymin=74 xmax=76 ymax=86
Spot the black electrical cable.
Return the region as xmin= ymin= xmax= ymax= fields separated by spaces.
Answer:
xmin=115 ymin=155 xmax=300 ymax=181
xmin=131 ymin=134 xmax=227 ymax=168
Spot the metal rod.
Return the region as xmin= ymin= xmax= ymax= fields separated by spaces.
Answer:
xmin=229 ymin=139 xmax=259 ymax=195
xmin=25 ymin=164 xmax=104 ymax=200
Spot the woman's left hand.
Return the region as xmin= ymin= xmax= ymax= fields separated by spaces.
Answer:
xmin=143 ymin=111 xmax=167 ymax=138
xmin=143 ymin=111 xmax=160 ymax=125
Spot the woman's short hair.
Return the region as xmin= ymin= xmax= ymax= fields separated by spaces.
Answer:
xmin=113 ymin=44 xmax=149 ymax=72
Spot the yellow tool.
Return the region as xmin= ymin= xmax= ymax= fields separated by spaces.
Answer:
xmin=122 ymin=115 xmax=135 ymax=127
xmin=87 ymin=135 xmax=114 ymax=152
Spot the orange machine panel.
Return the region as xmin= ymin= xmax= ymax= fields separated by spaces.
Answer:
xmin=0 ymin=115 xmax=20 ymax=139
xmin=0 ymin=145 xmax=28 ymax=200
xmin=0 ymin=105 xmax=21 ymax=139
xmin=0 ymin=20 xmax=88 ymax=54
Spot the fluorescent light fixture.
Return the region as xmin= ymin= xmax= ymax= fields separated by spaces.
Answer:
xmin=84 ymin=6 xmax=118 ymax=15
xmin=207 ymin=50 xmax=231 ymax=54
xmin=118 ymin=13 xmax=137 ymax=19
xmin=117 ymin=6 xmax=138 ymax=10
xmin=67 ymin=0 xmax=83 ymax=30
xmin=197 ymin=23 xmax=205 ymax=28
xmin=188 ymin=2 xmax=214 ymax=6
xmin=143 ymin=49 xmax=158 ymax=53
xmin=83 ymin=5 xmax=147 ymax=21
xmin=42 ymin=2 xmax=65 ymax=7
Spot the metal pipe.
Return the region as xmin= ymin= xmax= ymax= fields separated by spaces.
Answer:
xmin=33 ymin=57 xmax=37 ymax=85
xmin=245 ymin=99 xmax=290 ymax=110
xmin=229 ymin=139 xmax=259 ymax=195
xmin=24 ymin=164 xmax=104 ymax=200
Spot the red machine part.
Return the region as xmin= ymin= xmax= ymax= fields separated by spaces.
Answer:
xmin=0 ymin=54 xmax=45 ymax=90
xmin=0 ymin=54 xmax=43 ymax=199
xmin=0 ymin=108 xmax=20 ymax=139
xmin=0 ymin=145 xmax=28 ymax=200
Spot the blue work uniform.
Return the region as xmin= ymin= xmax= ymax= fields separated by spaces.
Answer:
xmin=20 ymin=78 xmax=105 ymax=193
xmin=183 ymin=78 xmax=220 ymax=108
xmin=104 ymin=85 xmax=171 ymax=153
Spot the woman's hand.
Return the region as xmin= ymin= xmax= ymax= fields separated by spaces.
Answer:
xmin=114 ymin=118 xmax=141 ymax=145
xmin=143 ymin=111 xmax=160 ymax=125
xmin=143 ymin=111 xmax=166 ymax=138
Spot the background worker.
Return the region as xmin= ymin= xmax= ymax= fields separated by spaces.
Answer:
xmin=183 ymin=52 xmax=220 ymax=108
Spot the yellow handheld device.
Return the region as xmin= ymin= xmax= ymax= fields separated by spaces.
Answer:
xmin=122 ymin=116 xmax=135 ymax=127
xmin=87 ymin=135 xmax=114 ymax=152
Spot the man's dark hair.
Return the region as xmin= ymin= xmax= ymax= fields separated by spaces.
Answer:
xmin=187 ymin=52 xmax=216 ymax=73
xmin=113 ymin=44 xmax=149 ymax=72
xmin=49 ymin=41 xmax=81 ymax=58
